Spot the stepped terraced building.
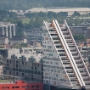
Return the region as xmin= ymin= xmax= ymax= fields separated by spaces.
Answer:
xmin=42 ymin=20 xmax=90 ymax=90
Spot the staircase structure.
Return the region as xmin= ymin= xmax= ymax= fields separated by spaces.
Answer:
xmin=42 ymin=20 xmax=90 ymax=90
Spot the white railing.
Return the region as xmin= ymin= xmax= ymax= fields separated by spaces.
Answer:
xmin=54 ymin=20 xmax=85 ymax=87
xmin=64 ymin=20 xmax=90 ymax=77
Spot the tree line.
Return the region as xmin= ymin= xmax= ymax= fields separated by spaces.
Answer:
xmin=0 ymin=9 xmax=87 ymax=41
xmin=0 ymin=0 xmax=90 ymax=10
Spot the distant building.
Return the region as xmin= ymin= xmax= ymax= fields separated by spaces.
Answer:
xmin=0 ymin=22 xmax=16 ymax=38
xmin=9 ymin=36 xmax=23 ymax=45
xmin=70 ymin=26 xmax=87 ymax=36
xmin=24 ymin=28 xmax=42 ymax=44
xmin=3 ymin=48 xmax=43 ymax=82
xmin=9 ymin=10 xmax=24 ymax=16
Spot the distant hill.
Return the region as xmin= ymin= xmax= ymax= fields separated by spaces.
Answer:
xmin=0 ymin=0 xmax=90 ymax=10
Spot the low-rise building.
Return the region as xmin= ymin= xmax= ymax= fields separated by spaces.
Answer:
xmin=0 ymin=80 xmax=43 ymax=90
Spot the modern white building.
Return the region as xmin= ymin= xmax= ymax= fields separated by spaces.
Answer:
xmin=0 ymin=22 xmax=16 ymax=38
xmin=42 ymin=20 xmax=90 ymax=89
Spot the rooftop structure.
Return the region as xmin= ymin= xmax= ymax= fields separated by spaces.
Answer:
xmin=8 ymin=48 xmax=42 ymax=62
xmin=25 ymin=7 xmax=90 ymax=16
xmin=42 ymin=20 xmax=90 ymax=89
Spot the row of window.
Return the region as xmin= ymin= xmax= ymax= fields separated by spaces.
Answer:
xmin=43 ymin=65 xmax=63 ymax=69
xmin=2 ymin=85 xmax=39 ymax=89
xmin=7 ymin=60 xmax=41 ymax=67
xmin=43 ymin=68 xmax=61 ymax=73
xmin=43 ymin=61 xmax=59 ymax=65
xmin=5 ymin=68 xmax=42 ymax=75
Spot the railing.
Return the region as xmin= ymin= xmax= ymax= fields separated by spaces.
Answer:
xmin=54 ymin=20 xmax=85 ymax=87
xmin=64 ymin=20 xmax=90 ymax=78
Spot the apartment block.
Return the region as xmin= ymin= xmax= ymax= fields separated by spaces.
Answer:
xmin=3 ymin=48 xmax=43 ymax=82
xmin=42 ymin=20 xmax=90 ymax=90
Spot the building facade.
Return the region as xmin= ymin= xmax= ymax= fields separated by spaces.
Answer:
xmin=0 ymin=80 xmax=43 ymax=90
xmin=3 ymin=48 xmax=43 ymax=82
xmin=42 ymin=20 xmax=90 ymax=89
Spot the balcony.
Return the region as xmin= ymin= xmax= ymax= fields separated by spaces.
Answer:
xmin=71 ymin=51 xmax=78 ymax=54
xmin=77 ymin=64 xmax=84 ymax=67
xmin=53 ymin=38 xmax=60 ymax=40
xmin=48 ymin=27 xmax=55 ymax=30
xmin=51 ymin=35 xmax=58 ymax=38
xmin=70 ymin=47 xmax=76 ymax=50
xmin=49 ymin=31 xmax=57 ymax=34
xmin=81 ymin=72 xmax=88 ymax=76
xmin=85 ymin=81 xmax=90 ymax=84
xmin=53 ymin=40 xmax=60 ymax=42
xmin=58 ymin=49 xmax=65 ymax=52
xmin=55 ymin=43 xmax=62 ymax=46
xmin=64 ymin=35 xmax=71 ymax=38
xmin=66 ymin=39 xmax=73 ymax=41
xmin=62 ymin=31 xmax=69 ymax=33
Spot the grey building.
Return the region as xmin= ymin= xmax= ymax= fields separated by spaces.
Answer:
xmin=3 ymin=48 xmax=43 ymax=82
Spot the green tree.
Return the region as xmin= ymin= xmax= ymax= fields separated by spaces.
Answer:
xmin=17 ymin=21 xmax=24 ymax=28
xmin=72 ymin=11 xmax=80 ymax=17
xmin=73 ymin=34 xmax=86 ymax=41
xmin=34 ymin=17 xmax=43 ymax=27
xmin=57 ymin=12 xmax=68 ymax=17
xmin=16 ymin=21 xmax=24 ymax=36
xmin=16 ymin=27 xmax=23 ymax=36
xmin=47 ymin=11 xmax=57 ymax=18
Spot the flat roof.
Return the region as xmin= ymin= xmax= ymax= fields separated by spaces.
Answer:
xmin=26 ymin=8 xmax=90 ymax=13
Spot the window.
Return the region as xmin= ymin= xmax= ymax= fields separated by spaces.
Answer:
xmin=49 ymin=53 xmax=53 ymax=56
xmin=35 ymin=67 xmax=37 ymax=70
xmin=9 ymin=71 xmax=11 ymax=74
xmin=2 ymin=87 xmax=9 ymax=89
xmin=55 ymin=62 xmax=58 ymax=65
xmin=22 ymin=73 xmax=24 ymax=76
xmin=22 ymin=86 xmax=29 ymax=88
xmin=48 ymin=46 xmax=52 ymax=49
xmin=32 ymin=86 xmax=34 ymax=88
xmin=51 ymin=62 xmax=53 ymax=64
xmin=44 ymin=34 xmax=46 ymax=36
xmin=12 ymin=86 xmax=19 ymax=88
xmin=36 ymin=86 xmax=39 ymax=88
xmin=16 ymin=61 xmax=18 ymax=63
xmin=46 ymin=61 xmax=49 ymax=64
xmin=16 ymin=72 xmax=18 ymax=75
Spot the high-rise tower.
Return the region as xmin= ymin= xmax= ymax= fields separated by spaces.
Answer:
xmin=42 ymin=20 xmax=90 ymax=89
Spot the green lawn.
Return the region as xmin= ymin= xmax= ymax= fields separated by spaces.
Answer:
xmin=0 ymin=80 xmax=11 ymax=82
xmin=21 ymin=18 xmax=30 ymax=24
